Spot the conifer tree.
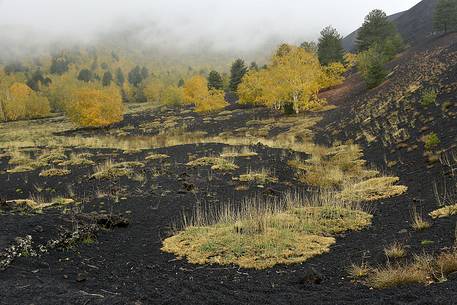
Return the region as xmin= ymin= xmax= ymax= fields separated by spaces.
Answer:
xmin=228 ymin=59 xmax=248 ymax=94
xmin=356 ymin=9 xmax=398 ymax=52
xmin=317 ymin=26 xmax=345 ymax=65
xmin=102 ymin=71 xmax=113 ymax=87
xmin=208 ymin=71 xmax=224 ymax=90
xmin=433 ymin=0 xmax=457 ymax=33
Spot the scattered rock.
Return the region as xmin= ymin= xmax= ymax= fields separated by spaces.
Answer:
xmin=447 ymin=271 xmax=457 ymax=281
xmin=76 ymin=272 xmax=87 ymax=282
xmin=299 ymin=267 xmax=323 ymax=285
xmin=398 ymin=229 xmax=408 ymax=234
xmin=182 ymin=182 xmax=195 ymax=191
xmin=263 ymin=187 xmax=281 ymax=197
xmin=34 ymin=225 xmax=44 ymax=233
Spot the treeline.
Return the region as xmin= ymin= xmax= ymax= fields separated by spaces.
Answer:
xmin=0 ymin=48 xmax=205 ymax=126
xmin=1 ymin=2 xmax=455 ymax=126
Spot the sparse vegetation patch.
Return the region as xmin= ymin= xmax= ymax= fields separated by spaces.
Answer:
xmin=430 ymin=204 xmax=457 ymax=219
xmin=238 ymin=168 xmax=278 ymax=184
xmin=162 ymin=192 xmax=371 ymax=269
xmin=39 ymin=168 xmax=71 ymax=177
xmin=339 ymin=177 xmax=407 ymax=202
xmin=91 ymin=160 xmax=144 ymax=180
xmin=186 ymin=157 xmax=238 ymax=171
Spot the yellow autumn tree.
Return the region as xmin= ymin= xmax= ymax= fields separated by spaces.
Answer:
xmin=46 ymin=73 xmax=81 ymax=112
xmin=144 ymin=78 xmax=165 ymax=104
xmin=239 ymin=44 xmax=346 ymax=113
xmin=4 ymin=83 xmax=29 ymax=120
xmin=320 ymin=62 xmax=346 ymax=88
xmin=161 ymin=85 xmax=184 ymax=106
xmin=65 ymin=86 xmax=124 ymax=127
xmin=2 ymin=83 xmax=51 ymax=121
xmin=183 ymin=75 xmax=208 ymax=105
xmin=183 ymin=75 xmax=227 ymax=112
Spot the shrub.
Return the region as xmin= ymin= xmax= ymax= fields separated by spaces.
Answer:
xmin=422 ymin=133 xmax=440 ymax=151
xmin=321 ymin=62 xmax=346 ymax=88
xmin=183 ymin=76 xmax=228 ymax=112
xmin=161 ymin=85 xmax=184 ymax=106
xmin=144 ymin=78 xmax=165 ymax=103
xmin=1 ymin=82 xmax=51 ymax=121
xmin=357 ymin=46 xmax=388 ymax=89
xmin=384 ymin=242 xmax=406 ymax=259
xmin=421 ymin=89 xmax=438 ymax=107
xmin=65 ymin=86 xmax=124 ymax=127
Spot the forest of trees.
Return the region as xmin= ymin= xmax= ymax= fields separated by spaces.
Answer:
xmin=0 ymin=3 xmax=452 ymax=126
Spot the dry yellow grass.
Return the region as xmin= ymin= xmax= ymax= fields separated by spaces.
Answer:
xmin=162 ymin=192 xmax=372 ymax=269
xmin=339 ymin=177 xmax=408 ymax=202
xmin=220 ymin=146 xmax=257 ymax=158
xmin=6 ymin=197 xmax=75 ymax=211
xmin=436 ymin=251 xmax=457 ymax=275
xmin=348 ymin=262 xmax=371 ymax=278
xmin=367 ymin=248 xmax=457 ymax=289
xmin=186 ymin=157 xmax=238 ymax=171
xmin=91 ymin=160 xmax=145 ymax=180
xmin=384 ymin=242 xmax=406 ymax=259
xmin=238 ymin=168 xmax=278 ymax=184
xmin=430 ymin=204 xmax=457 ymax=219
xmin=58 ymin=153 xmax=94 ymax=166
xmin=411 ymin=206 xmax=431 ymax=231
xmin=39 ymin=168 xmax=71 ymax=177
xmin=368 ymin=264 xmax=430 ymax=289
xmin=6 ymin=148 xmax=69 ymax=173
xmin=145 ymin=153 xmax=170 ymax=161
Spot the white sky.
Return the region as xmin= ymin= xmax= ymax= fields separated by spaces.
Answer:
xmin=0 ymin=0 xmax=422 ymax=51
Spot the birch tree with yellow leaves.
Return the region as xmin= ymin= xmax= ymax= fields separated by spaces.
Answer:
xmin=65 ymin=85 xmax=124 ymax=127
xmin=239 ymin=45 xmax=346 ymax=113
xmin=183 ymin=75 xmax=227 ymax=112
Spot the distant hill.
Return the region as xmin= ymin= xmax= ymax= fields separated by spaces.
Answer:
xmin=342 ymin=0 xmax=438 ymax=52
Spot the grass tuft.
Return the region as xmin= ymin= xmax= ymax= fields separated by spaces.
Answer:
xmin=339 ymin=177 xmax=408 ymax=202
xmin=39 ymin=168 xmax=71 ymax=177
xmin=384 ymin=242 xmax=406 ymax=259
xmin=238 ymin=168 xmax=278 ymax=184
xmin=187 ymin=157 xmax=238 ymax=171
xmin=411 ymin=206 xmax=431 ymax=231
xmin=91 ymin=160 xmax=144 ymax=180
xmin=162 ymin=191 xmax=371 ymax=269
xmin=430 ymin=204 xmax=457 ymax=219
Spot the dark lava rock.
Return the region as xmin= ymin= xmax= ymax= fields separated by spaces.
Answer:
xmin=263 ymin=188 xmax=281 ymax=197
xmin=183 ymin=182 xmax=195 ymax=191
xmin=76 ymin=272 xmax=87 ymax=282
xmin=299 ymin=267 xmax=323 ymax=285
xmin=34 ymin=225 xmax=44 ymax=233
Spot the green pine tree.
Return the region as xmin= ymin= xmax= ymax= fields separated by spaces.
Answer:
xmin=115 ymin=68 xmax=125 ymax=86
xmin=228 ymin=59 xmax=248 ymax=94
xmin=356 ymin=9 xmax=398 ymax=52
xmin=300 ymin=41 xmax=318 ymax=54
xmin=102 ymin=71 xmax=113 ymax=87
xmin=208 ymin=71 xmax=224 ymax=90
xmin=433 ymin=0 xmax=457 ymax=33
xmin=317 ymin=26 xmax=345 ymax=65
xmin=77 ymin=69 xmax=93 ymax=82
xmin=128 ymin=66 xmax=143 ymax=87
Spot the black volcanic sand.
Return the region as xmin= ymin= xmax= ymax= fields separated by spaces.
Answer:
xmin=1 ymin=102 xmax=457 ymax=305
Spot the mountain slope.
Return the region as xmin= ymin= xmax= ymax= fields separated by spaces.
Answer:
xmin=342 ymin=0 xmax=438 ymax=51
